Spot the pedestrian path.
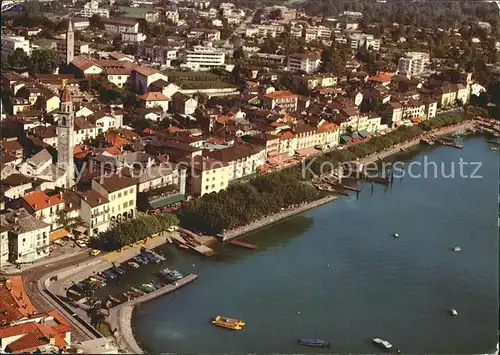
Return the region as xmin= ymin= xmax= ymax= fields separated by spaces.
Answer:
xmin=103 ymin=234 xmax=174 ymax=262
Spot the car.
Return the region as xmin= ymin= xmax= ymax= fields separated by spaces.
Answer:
xmin=75 ymin=240 xmax=86 ymax=248
xmin=90 ymin=249 xmax=101 ymax=256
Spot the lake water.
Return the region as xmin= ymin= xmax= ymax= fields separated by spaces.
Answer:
xmin=118 ymin=137 xmax=498 ymax=354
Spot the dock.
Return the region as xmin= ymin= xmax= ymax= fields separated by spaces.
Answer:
xmin=335 ymin=184 xmax=362 ymax=192
xmin=436 ymin=139 xmax=463 ymax=149
xmin=229 ymin=239 xmax=258 ymax=250
xmin=171 ymin=234 xmax=216 ymax=256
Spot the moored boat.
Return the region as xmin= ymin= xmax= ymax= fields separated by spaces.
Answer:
xmin=108 ymin=296 xmax=121 ymax=304
xmin=113 ymin=267 xmax=127 ymax=275
xmin=159 ymin=268 xmax=184 ymax=281
xmin=130 ymin=287 xmax=145 ymax=295
xmin=373 ymin=338 xmax=392 ymax=350
xmin=67 ymin=289 xmax=81 ymax=297
xmin=133 ymin=256 xmax=148 ymax=264
xmin=127 ymin=261 xmax=140 ymax=268
xmin=298 ymin=338 xmax=331 ymax=348
xmin=212 ymin=316 xmax=246 ymax=330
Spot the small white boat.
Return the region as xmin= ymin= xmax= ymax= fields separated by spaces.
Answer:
xmin=393 ymin=233 xmax=399 ymax=238
xmin=450 ymin=309 xmax=458 ymax=316
xmin=373 ymin=338 xmax=392 ymax=349
xmin=452 ymin=246 xmax=462 ymax=252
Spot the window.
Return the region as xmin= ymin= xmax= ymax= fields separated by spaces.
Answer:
xmin=118 ymin=192 xmax=122 ymax=198
xmin=129 ymin=188 xmax=134 ymax=193
xmin=129 ymin=200 xmax=133 ymax=206
xmin=211 ymin=184 xmax=215 ymax=188
xmin=205 ymin=185 xmax=209 ymax=190
xmin=124 ymin=190 xmax=128 ymax=196
xmin=123 ymin=202 xmax=128 ymax=209
xmin=212 ymin=177 xmax=216 ymax=181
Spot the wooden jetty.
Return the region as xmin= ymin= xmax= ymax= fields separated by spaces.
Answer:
xmin=335 ymin=184 xmax=362 ymax=192
xmin=229 ymin=239 xmax=258 ymax=250
xmin=436 ymin=139 xmax=463 ymax=149
xmin=171 ymin=234 xmax=216 ymax=256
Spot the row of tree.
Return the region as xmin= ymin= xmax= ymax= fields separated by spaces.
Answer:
xmin=177 ymin=170 xmax=324 ymax=235
xmin=99 ymin=212 xmax=179 ymax=250
xmin=1 ymin=48 xmax=60 ymax=75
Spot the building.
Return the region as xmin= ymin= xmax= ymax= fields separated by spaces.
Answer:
xmin=183 ymin=155 xmax=229 ymax=196
xmin=0 ymin=226 xmax=9 ymax=270
xmin=263 ymin=91 xmax=299 ymax=111
xmin=103 ymin=18 xmax=139 ymax=35
xmin=21 ymin=191 xmax=64 ymax=232
xmin=1 ymin=208 xmax=50 ymax=263
xmin=204 ymin=144 xmax=266 ymax=181
xmin=188 ymin=28 xmax=221 ymax=41
xmin=287 ymin=52 xmax=321 ymax=74
xmin=245 ymin=24 xmax=285 ymax=38
xmin=304 ymin=26 xmax=332 ymax=42
xmin=72 ymin=17 xmax=90 ymax=30
xmin=78 ymin=0 xmax=110 ymax=18
xmin=91 ymin=175 xmax=137 ymax=227
xmin=292 ymin=73 xmax=338 ymax=91
xmin=56 ymin=82 xmax=75 ymax=188
xmin=1 ymin=36 xmax=31 ymax=56
xmin=181 ymin=45 xmax=226 ymax=71
xmin=350 ymin=33 xmax=380 ymax=51
xmin=171 ymin=92 xmax=198 ymax=115
xmin=65 ymin=20 xmax=74 ymax=65
xmin=78 ymin=189 xmax=110 ymax=236
xmin=397 ymin=52 xmax=430 ymax=79
xmin=137 ymin=92 xmax=170 ymax=111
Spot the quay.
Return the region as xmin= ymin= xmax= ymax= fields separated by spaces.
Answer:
xmin=171 ymin=233 xmax=216 ymax=256
xmin=109 ymin=274 xmax=198 ymax=354
xmin=229 ymin=239 xmax=258 ymax=250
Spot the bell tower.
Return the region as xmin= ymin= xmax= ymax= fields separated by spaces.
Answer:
xmin=57 ymin=80 xmax=75 ymax=188
xmin=66 ymin=19 xmax=74 ymax=65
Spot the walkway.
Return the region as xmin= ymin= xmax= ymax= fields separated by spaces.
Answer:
xmin=108 ymin=274 xmax=198 ymax=354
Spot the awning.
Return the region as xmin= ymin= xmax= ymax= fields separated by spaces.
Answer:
xmin=267 ymin=154 xmax=295 ymax=166
xmin=149 ymin=194 xmax=185 ymax=209
xmin=351 ymin=132 xmax=360 ymax=139
xmin=341 ymin=135 xmax=353 ymax=143
xmin=411 ymin=117 xmax=421 ymax=123
xmin=358 ymin=130 xmax=371 ymax=138
xmin=49 ymin=228 xmax=69 ymax=241
xmin=295 ymin=147 xmax=320 ymax=157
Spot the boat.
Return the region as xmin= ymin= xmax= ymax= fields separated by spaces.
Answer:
xmin=126 ymin=261 xmax=140 ymax=268
xmin=141 ymin=253 xmax=161 ymax=264
xmin=159 ymin=268 xmax=184 ymax=281
xmin=72 ymin=283 xmax=85 ymax=291
xmin=130 ymin=287 xmax=145 ymax=295
xmin=298 ymin=338 xmax=331 ymax=348
xmin=113 ymin=267 xmax=127 ymax=275
xmin=452 ymin=246 xmax=462 ymax=252
xmin=67 ymin=289 xmax=81 ymax=297
xmin=373 ymin=338 xmax=392 ymax=350
xmin=102 ymin=270 xmax=118 ymax=279
xmin=212 ymin=316 xmax=246 ymax=330
xmin=89 ymin=277 xmax=106 ymax=286
xmin=393 ymin=232 xmax=399 ymax=238
xmin=133 ymin=256 xmax=148 ymax=264
xmin=92 ymin=275 xmax=107 ymax=283
xmin=150 ymin=281 xmax=162 ymax=289
xmin=108 ymin=296 xmax=122 ymax=304
xmin=450 ymin=309 xmax=458 ymax=316
xmin=141 ymin=283 xmax=155 ymax=292
xmin=179 ymin=244 xmax=189 ymax=249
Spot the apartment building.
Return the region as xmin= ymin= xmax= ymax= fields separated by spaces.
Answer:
xmin=137 ymin=92 xmax=170 ymax=111
xmin=22 ymin=191 xmax=64 ymax=232
xmin=92 ymin=175 xmax=137 ymax=226
xmin=0 ymin=226 xmax=9 ymax=269
xmin=304 ymin=26 xmax=332 ymax=42
xmin=183 ymin=155 xmax=229 ymax=196
xmin=188 ymin=28 xmax=221 ymax=41
xmin=1 ymin=208 xmax=50 ymax=263
xmin=263 ymin=91 xmax=299 ymax=111
xmin=292 ymin=74 xmax=338 ymax=91
xmin=204 ymin=144 xmax=266 ymax=181
xmin=397 ymin=52 xmax=430 ymax=79
xmin=245 ymin=24 xmax=285 ymax=38
xmin=181 ymin=45 xmax=225 ymax=71
xmin=350 ymin=33 xmax=380 ymax=51
xmin=1 ymin=36 xmax=31 ymax=55
xmin=79 ymin=189 xmax=110 ymax=236
xmin=287 ymin=52 xmax=321 ymax=74
xmin=245 ymin=133 xmax=280 ymax=158
xmin=103 ymin=18 xmax=139 ymax=35
xmin=78 ymin=0 xmax=110 ymax=18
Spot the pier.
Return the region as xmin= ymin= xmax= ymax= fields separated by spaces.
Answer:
xmin=171 ymin=234 xmax=216 ymax=256
xmin=229 ymin=239 xmax=258 ymax=250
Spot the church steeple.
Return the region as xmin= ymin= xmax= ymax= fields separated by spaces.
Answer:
xmin=66 ymin=19 xmax=74 ymax=65
xmin=59 ymin=79 xmax=73 ymax=114
xmin=57 ymin=79 xmax=75 ymax=188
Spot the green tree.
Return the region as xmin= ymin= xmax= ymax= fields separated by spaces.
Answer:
xmin=8 ymin=48 xmax=30 ymax=71
xmin=89 ymin=14 xmax=105 ymax=30
xmin=233 ymin=47 xmax=245 ymax=60
xmin=29 ymin=49 xmax=60 ymax=75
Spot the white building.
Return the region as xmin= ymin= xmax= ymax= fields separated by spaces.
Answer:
xmin=287 ymin=52 xmax=321 ymax=74
xmin=350 ymin=33 xmax=380 ymax=51
xmin=245 ymin=24 xmax=285 ymax=38
xmin=103 ymin=18 xmax=139 ymax=35
xmin=304 ymin=26 xmax=332 ymax=42
xmin=78 ymin=0 xmax=110 ymax=18
xmin=181 ymin=45 xmax=226 ymax=71
xmin=397 ymin=52 xmax=430 ymax=79
xmin=122 ymin=32 xmax=147 ymax=42
xmin=1 ymin=36 xmax=31 ymax=56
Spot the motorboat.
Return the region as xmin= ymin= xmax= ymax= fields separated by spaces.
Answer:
xmin=212 ymin=316 xmax=246 ymax=330
xmin=130 ymin=287 xmax=145 ymax=295
xmin=67 ymin=289 xmax=81 ymax=297
xmin=393 ymin=232 xmax=399 ymax=238
xmin=298 ymin=338 xmax=331 ymax=348
xmin=141 ymin=283 xmax=155 ymax=292
xmin=150 ymin=281 xmax=162 ymax=290
xmin=373 ymin=338 xmax=392 ymax=350
xmin=127 ymin=261 xmax=140 ymax=268
xmin=450 ymin=309 xmax=458 ymax=316
xmin=113 ymin=267 xmax=127 ymax=275
xmin=133 ymin=256 xmax=148 ymax=264
xmin=159 ymin=268 xmax=184 ymax=281
xmin=102 ymin=270 xmax=118 ymax=279
xmin=452 ymin=246 xmax=462 ymax=252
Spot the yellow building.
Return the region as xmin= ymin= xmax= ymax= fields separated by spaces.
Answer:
xmin=183 ymin=155 xmax=229 ymax=196
xmin=91 ymin=175 xmax=137 ymax=227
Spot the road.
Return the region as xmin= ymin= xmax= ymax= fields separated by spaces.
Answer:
xmin=18 ymin=253 xmax=93 ymax=342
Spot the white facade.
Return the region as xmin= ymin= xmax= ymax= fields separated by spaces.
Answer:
xmin=122 ymin=32 xmax=147 ymax=43
xmin=78 ymin=0 xmax=110 ymax=18
xmin=304 ymin=26 xmax=332 ymax=42
xmin=245 ymin=24 xmax=285 ymax=38
xmin=103 ymin=20 xmax=139 ymax=35
xmin=287 ymin=54 xmax=321 ymax=74
xmin=2 ymin=36 xmax=31 ymax=56
xmin=397 ymin=52 xmax=430 ymax=79
xmin=181 ymin=46 xmax=226 ymax=71
xmin=350 ymin=33 xmax=380 ymax=51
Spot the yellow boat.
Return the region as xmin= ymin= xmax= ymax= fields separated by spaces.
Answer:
xmin=212 ymin=316 xmax=246 ymax=330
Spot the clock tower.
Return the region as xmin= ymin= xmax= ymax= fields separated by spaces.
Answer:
xmin=57 ymin=80 xmax=75 ymax=188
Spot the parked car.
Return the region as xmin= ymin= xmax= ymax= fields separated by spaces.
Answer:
xmin=75 ymin=240 xmax=87 ymax=248
xmin=90 ymin=249 xmax=101 ymax=256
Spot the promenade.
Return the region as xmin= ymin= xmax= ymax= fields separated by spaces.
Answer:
xmin=108 ymin=274 xmax=198 ymax=354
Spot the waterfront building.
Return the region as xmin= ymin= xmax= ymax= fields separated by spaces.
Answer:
xmin=181 ymin=155 xmax=229 ymax=196
xmin=78 ymin=189 xmax=110 ymax=236
xmin=21 ymin=191 xmax=64 ymax=232
xmin=204 ymin=144 xmax=266 ymax=181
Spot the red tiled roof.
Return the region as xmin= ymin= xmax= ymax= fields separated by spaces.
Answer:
xmin=368 ymin=72 xmax=392 ymax=83
xmin=22 ymin=191 xmax=63 ymax=211
xmin=137 ymin=92 xmax=170 ymax=101
xmin=264 ymin=91 xmax=299 ymax=99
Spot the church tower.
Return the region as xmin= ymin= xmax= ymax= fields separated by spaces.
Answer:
xmin=57 ymin=80 xmax=75 ymax=188
xmin=66 ymin=19 xmax=74 ymax=65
